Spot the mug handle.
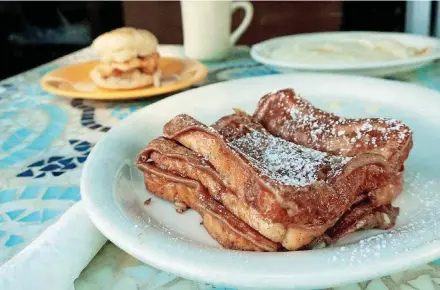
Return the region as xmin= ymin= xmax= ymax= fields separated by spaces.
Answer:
xmin=229 ymin=1 xmax=254 ymax=46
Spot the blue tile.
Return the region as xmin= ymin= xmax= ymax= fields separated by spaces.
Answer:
xmin=0 ymin=150 xmax=35 ymax=169
xmin=58 ymin=158 xmax=73 ymax=166
xmin=69 ymin=139 xmax=80 ymax=145
xmin=60 ymin=187 xmax=80 ymax=201
xmin=101 ymin=127 xmax=111 ymax=132
xmin=0 ymin=111 xmax=17 ymax=119
xmin=16 ymin=128 xmax=31 ymax=137
xmin=9 ymin=148 xmax=36 ymax=160
xmin=25 ymin=104 xmax=67 ymax=152
xmin=35 ymin=173 xmax=46 ymax=178
xmin=41 ymin=209 xmax=63 ymax=222
xmin=17 ymin=169 xmax=34 ymax=177
xmin=0 ymin=231 xmax=5 ymax=238
xmin=81 ymin=115 xmax=93 ymax=120
xmin=74 ymin=145 xmax=90 ymax=152
xmin=0 ymin=189 xmax=17 ymax=203
xmin=19 ymin=211 xmax=41 ymax=222
xmin=42 ymin=187 xmax=65 ymax=200
xmin=48 ymin=156 xmax=63 ymax=163
xmin=19 ymin=186 xmax=42 ymax=199
xmin=432 ymin=259 xmax=440 ymax=265
xmin=52 ymin=171 xmax=66 ymax=177
xmin=6 ymin=209 xmax=25 ymax=220
xmin=119 ymin=113 xmax=129 ymax=119
xmin=2 ymin=128 xmax=32 ymax=151
xmin=40 ymin=164 xmax=61 ymax=171
xmin=5 ymin=235 xmax=24 ymax=247
xmin=58 ymin=157 xmax=73 ymax=165
xmin=62 ymin=163 xmax=77 ymax=170
xmin=81 ymin=121 xmax=94 ymax=126
xmin=0 ymin=105 xmax=67 ymax=169
xmin=89 ymin=124 xmax=101 ymax=129
xmin=77 ymin=157 xmax=87 ymax=163
xmin=29 ymin=160 xmax=45 ymax=167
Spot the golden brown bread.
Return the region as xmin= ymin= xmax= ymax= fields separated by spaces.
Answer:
xmin=252 ymin=89 xmax=413 ymax=172
xmin=142 ymin=162 xmax=280 ymax=251
xmin=162 ymin=114 xmax=390 ymax=249
xmin=138 ymin=137 xmax=287 ymax=243
xmin=135 ymin=88 xmax=413 ymax=252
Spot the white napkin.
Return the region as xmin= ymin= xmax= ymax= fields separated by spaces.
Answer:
xmin=0 ymin=202 xmax=107 ymax=290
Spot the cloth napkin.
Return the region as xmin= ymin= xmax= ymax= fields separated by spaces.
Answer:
xmin=0 ymin=202 xmax=107 ymax=290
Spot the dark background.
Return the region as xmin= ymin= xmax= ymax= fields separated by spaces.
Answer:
xmin=0 ymin=1 xmax=408 ymax=80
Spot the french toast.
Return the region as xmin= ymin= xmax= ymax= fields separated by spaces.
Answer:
xmin=253 ymin=89 xmax=413 ymax=172
xmin=252 ymin=88 xmax=412 ymax=208
xmin=141 ymin=161 xmax=280 ymax=251
xmin=138 ymin=137 xmax=398 ymax=250
xmin=135 ymin=88 xmax=413 ymax=252
xmin=163 ymin=114 xmax=391 ymax=250
xmin=137 ymin=137 xmax=287 ymax=243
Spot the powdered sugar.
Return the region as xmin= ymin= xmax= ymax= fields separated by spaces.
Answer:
xmin=229 ymin=130 xmax=351 ymax=187
xmin=328 ymin=172 xmax=440 ymax=266
xmin=273 ymin=92 xmax=413 ymax=156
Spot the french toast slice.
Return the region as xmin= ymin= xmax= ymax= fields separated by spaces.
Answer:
xmin=137 ymin=137 xmax=287 ymax=243
xmin=252 ymin=89 xmax=412 ymax=209
xmin=141 ymin=162 xmax=280 ymax=252
xmin=163 ymin=114 xmax=390 ymax=250
xmin=252 ymin=89 xmax=413 ymax=172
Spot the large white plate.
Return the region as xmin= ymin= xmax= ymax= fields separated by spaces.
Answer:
xmin=81 ymin=74 xmax=440 ymax=289
xmin=251 ymin=32 xmax=440 ymax=77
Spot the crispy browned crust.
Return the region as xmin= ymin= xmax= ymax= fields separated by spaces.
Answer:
xmin=138 ymin=137 xmax=288 ymax=243
xmin=162 ymin=114 xmax=390 ymax=249
xmin=251 ymin=88 xmax=412 ymax=216
xmin=142 ymin=162 xmax=280 ymax=251
xmin=252 ymin=89 xmax=413 ymax=172
xmin=305 ymin=202 xmax=399 ymax=250
xmin=326 ymin=202 xmax=399 ymax=242
xmin=135 ymin=89 xmax=413 ymax=252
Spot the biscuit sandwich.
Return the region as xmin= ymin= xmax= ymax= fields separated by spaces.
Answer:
xmin=90 ymin=27 xmax=161 ymax=90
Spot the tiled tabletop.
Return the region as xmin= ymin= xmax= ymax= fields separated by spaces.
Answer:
xmin=0 ymin=46 xmax=440 ymax=290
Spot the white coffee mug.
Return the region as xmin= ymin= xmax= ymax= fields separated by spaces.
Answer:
xmin=181 ymin=0 xmax=254 ymax=60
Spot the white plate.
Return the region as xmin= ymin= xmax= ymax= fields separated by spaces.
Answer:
xmin=251 ymin=32 xmax=440 ymax=77
xmin=81 ymin=74 xmax=440 ymax=289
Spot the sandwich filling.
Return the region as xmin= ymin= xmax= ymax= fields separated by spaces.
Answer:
xmin=97 ymin=52 xmax=160 ymax=78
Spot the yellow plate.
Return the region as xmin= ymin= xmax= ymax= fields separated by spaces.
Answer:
xmin=40 ymin=57 xmax=208 ymax=100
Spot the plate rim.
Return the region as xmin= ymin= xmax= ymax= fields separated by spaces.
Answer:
xmin=81 ymin=73 xmax=440 ymax=289
xmin=39 ymin=57 xmax=208 ymax=100
xmin=250 ymin=31 xmax=440 ymax=71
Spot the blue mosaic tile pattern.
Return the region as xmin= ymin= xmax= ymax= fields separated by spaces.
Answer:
xmin=0 ymin=46 xmax=439 ymax=289
xmin=71 ymin=99 xmax=111 ymax=132
xmin=16 ymin=139 xmax=93 ymax=178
